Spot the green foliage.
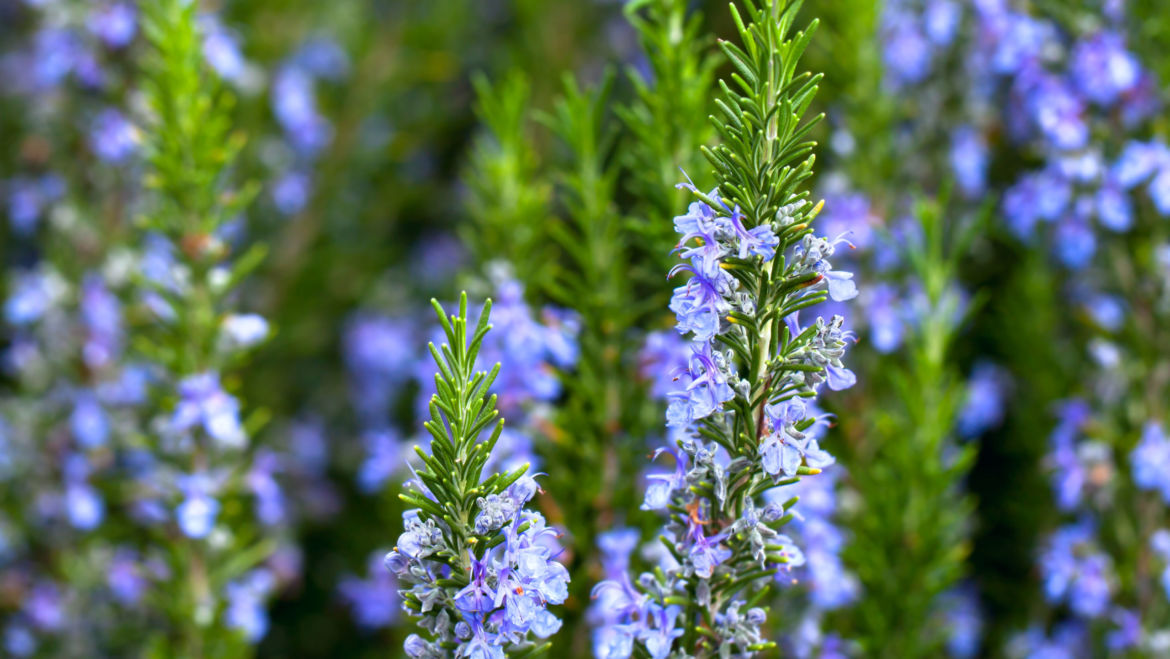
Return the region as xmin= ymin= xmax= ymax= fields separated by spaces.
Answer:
xmin=401 ymin=293 xmax=529 ymax=570
xmin=840 ymin=193 xmax=980 ymax=658
xmin=464 ymin=73 xmax=555 ymax=286
xmin=618 ymin=0 xmax=720 ymax=277
xmin=141 ymin=0 xmax=253 ymax=238
xmin=703 ymin=0 xmax=822 ymax=226
xmin=139 ymin=0 xmax=264 ymax=378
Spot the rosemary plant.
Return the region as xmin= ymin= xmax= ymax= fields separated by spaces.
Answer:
xmin=593 ymin=1 xmax=859 ymax=656
xmin=131 ymin=1 xmax=275 ymax=653
xmin=385 ymin=294 xmax=569 ymax=657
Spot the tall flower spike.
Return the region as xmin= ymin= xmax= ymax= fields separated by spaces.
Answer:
xmin=594 ymin=1 xmax=854 ymax=657
xmin=386 ymin=293 xmax=568 ymax=657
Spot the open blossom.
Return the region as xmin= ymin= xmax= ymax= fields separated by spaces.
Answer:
xmin=170 ymin=372 xmax=246 ymax=448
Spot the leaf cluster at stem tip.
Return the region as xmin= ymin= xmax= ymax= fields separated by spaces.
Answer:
xmin=400 ymin=293 xmax=533 ymax=566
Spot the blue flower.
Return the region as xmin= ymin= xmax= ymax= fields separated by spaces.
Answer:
xmin=272 ymin=171 xmax=311 ymax=215
xmin=272 ymin=66 xmax=333 ymax=156
xmin=90 ymin=109 xmax=139 ymax=163
xmin=1039 ymin=522 xmax=1113 ymax=618
xmin=225 ymin=569 xmax=275 ymax=641
xmin=1095 ymin=181 xmax=1133 ymax=232
xmin=883 ymin=14 xmax=932 ymax=87
xmin=171 ymin=372 xmax=246 ymax=448
xmin=665 ymin=343 xmax=735 ymax=427
xmin=71 ymin=394 xmax=110 ymax=449
xmin=669 ymin=266 xmax=732 ymax=341
xmin=727 ymin=209 xmax=779 ymax=260
xmin=455 ymin=553 xmax=496 ymax=614
xmin=1152 ymin=530 xmax=1170 ymax=601
xmin=65 ymin=482 xmax=105 ymax=531
xmin=1131 ymin=422 xmax=1170 ymax=502
xmin=1053 ymin=217 xmax=1096 ymax=269
xmin=686 ymin=522 xmax=731 ymax=579
xmin=950 ymin=125 xmax=989 ymax=198
xmin=176 ymin=473 xmax=222 ymax=539
xmin=88 ymin=3 xmax=137 ymax=48
xmin=864 ymin=283 xmax=905 ymax=353
xmin=6 ymin=175 xmax=64 ymax=235
xmin=639 ymin=604 xmax=685 ymax=659
xmin=1070 ymin=31 xmax=1139 ymax=106
xmin=924 ymin=0 xmax=960 ymax=46
xmin=197 ymin=19 xmax=242 ymax=84
xmin=340 ymin=551 xmax=398 ymax=629
xmin=957 ymin=362 xmax=1009 ymax=438
xmin=222 ymin=313 xmax=269 ymax=348
xmin=1112 ymin=140 xmax=1169 ymax=188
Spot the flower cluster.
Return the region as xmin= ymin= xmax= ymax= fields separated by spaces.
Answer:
xmin=598 ymin=185 xmax=855 ymax=657
xmin=591 ymin=4 xmax=857 ymax=654
xmin=385 ymin=296 xmax=568 ymax=656
xmin=887 ymin=0 xmax=1160 ymax=268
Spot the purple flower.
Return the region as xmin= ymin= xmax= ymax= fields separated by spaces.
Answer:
xmin=883 ymin=14 xmax=932 ymax=87
xmin=176 ymin=473 xmax=222 ymax=539
xmin=1095 ymin=181 xmax=1133 ymax=232
xmin=222 ymin=314 xmax=269 ymax=347
xmin=272 ymin=66 xmax=332 ymax=156
xmin=225 ymin=569 xmax=275 ymax=642
xmin=951 ymin=125 xmax=989 ymax=198
xmin=88 ymin=3 xmax=138 ymax=48
xmin=6 ymin=175 xmax=64 ymax=235
xmin=340 ymin=552 xmax=398 ymax=629
xmin=1070 ymin=32 xmax=1139 ymax=106
xmin=957 ymin=362 xmax=1009 ymax=438
xmin=1131 ymin=422 xmax=1170 ymax=502
xmin=201 ymin=17 xmax=247 ymax=83
xmin=1040 ymin=522 xmax=1113 ymax=619
xmin=108 ymin=550 xmax=148 ymax=605
xmin=687 ymin=523 xmax=731 ymax=579
xmin=272 ymin=171 xmax=311 ymax=215
xmin=171 ymin=372 xmax=246 ymax=448
xmin=71 ymin=394 xmax=110 ymax=449
xmin=90 ymin=109 xmax=139 ymax=163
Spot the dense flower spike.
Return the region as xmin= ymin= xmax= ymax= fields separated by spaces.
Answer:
xmin=385 ymin=295 xmax=567 ymax=656
xmin=593 ymin=2 xmax=856 ymax=656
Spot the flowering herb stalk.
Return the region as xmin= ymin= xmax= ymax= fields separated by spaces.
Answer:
xmin=593 ymin=1 xmax=859 ymax=656
xmin=131 ymin=1 xmax=279 ymax=652
xmin=386 ymin=294 xmax=569 ymax=657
